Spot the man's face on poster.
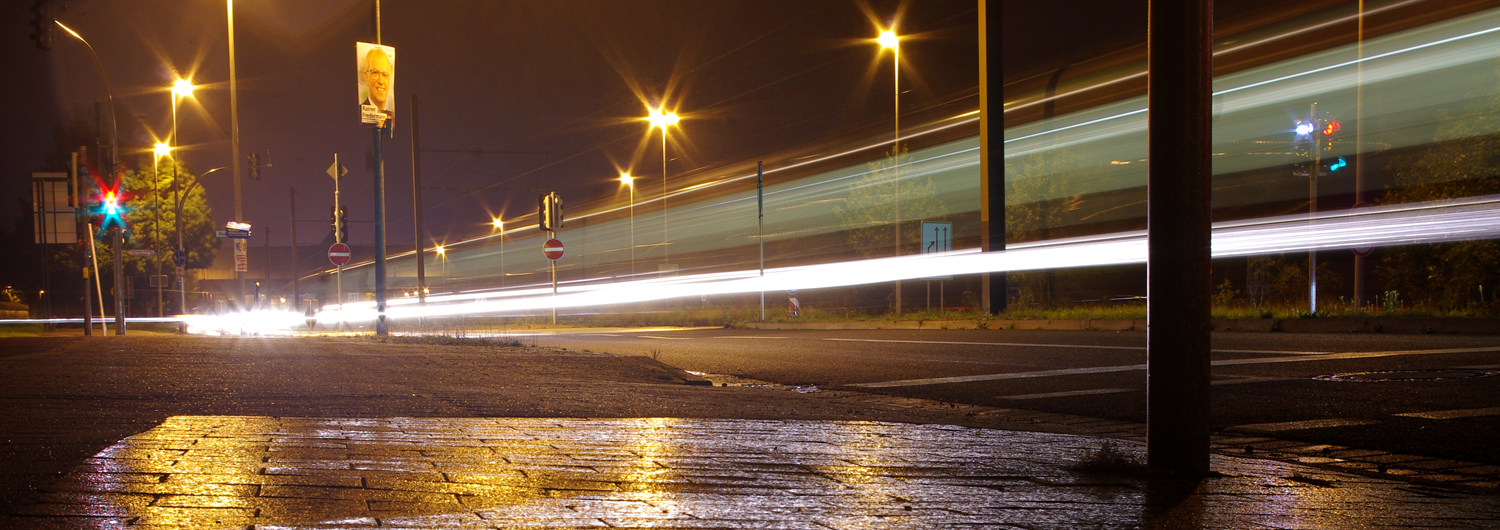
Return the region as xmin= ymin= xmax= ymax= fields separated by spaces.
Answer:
xmin=364 ymin=49 xmax=392 ymax=109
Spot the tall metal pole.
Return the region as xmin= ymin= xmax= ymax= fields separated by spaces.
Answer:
xmin=411 ymin=93 xmax=426 ymax=305
xmin=76 ymin=151 xmax=92 ymax=336
xmin=758 ymin=161 xmax=765 ymax=321
xmin=662 ymin=131 xmax=669 ymax=268
xmin=978 ymin=0 xmax=1007 ymax=315
xmin=54 ymin=21 xmax=120 ymax=333
xmin=1309 ymin=102 xmax=1319 ymax=313
xmin=628 ymin=182 xmax=634 ymax=277
xmin=174 ymin=97 xmax=187 ymax=331
xmin=290 ymin=187 xmax=299 ymax=312
xmin=892 ymin=37 xmax=902 ymax=317
xmin=374 ymin=123 xmax=389 ymax=336
xmin=1353 ymin=0 xmax=1367 ymax=310
xmin=1146 ymin=0 xmax=1214 ymax=476
xmin=155 ymin=156 xmax=163 ymax=317
xmin=113 ymin=225 xmax=124 ymax=335
xmin=334 ymin=154 xmax=344 ymax=318
xmin=227 ymin=0 xmax=245 ymax=309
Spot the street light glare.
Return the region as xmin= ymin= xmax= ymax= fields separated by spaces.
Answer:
xmin=172 ymin=79 xmax=196 ymax=97
xmin=492 ymin=218 xmax=504 ymax=229
xmin=153 ymin=142 xmax=172 ymax=157
xmin=619 ymin=173 xmax=634 ymax=185
xmin=877 ymin=29 xmax=900 ymax=49
xmin=435 ymin=245 xmax=446 ymax=256
xmin=646 ymin=107 xmax=679 ymax=129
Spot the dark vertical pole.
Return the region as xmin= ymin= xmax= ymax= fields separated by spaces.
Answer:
xmin=113 ymin=225 xmax=124 ymax=335
xmin=1147 ymin=0 xmax=1214 ymax=475
xmin=978 ymin=0 xmax=1007 ymax=315
xmin=374 ymin=123 xmax=389 ymax=336
xmin=411 ymin=93 xmax=426 ymax=306
xmin=290 ymin=187 xmax=299 ymax=312
xmin=76 ymin=151 xmax=92 ymax=336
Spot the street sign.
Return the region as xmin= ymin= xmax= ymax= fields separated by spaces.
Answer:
xmin=233 ymin=239 xmax=248 ymax=272
xmin=216 ymin=230 xmax=228 ymax=238
xmin=225 ymin=221 xmax=252 ymax=239
xmin=327 ymin=160 xmax=348 ymax=180
xmin=328 ymin=243 xmax=352 ymax=266
xmin=172 ymin=249 xmax=187 ymax=268
xmin=543 ymin=238 xmax=564 ymax=260
xmin=125 ymin=249 xmax=156 ymax=257
xmin=921 ymin=221 xmax=953 ymax=280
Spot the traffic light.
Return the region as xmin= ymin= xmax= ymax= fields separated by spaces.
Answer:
xmin=1321 ymin=120 xmax=1340 ymax=152
xmin=29 ymin=0 xmax=52 ymax=51
xmin=97 ymin=188 xmax=127 ymax=232
xmin=538 ymin=192 xmax=562 ymax=232
xmin=247 ymin=153 xmax=260 ymax=180
xmin=335 ymin=205 xmax=348 ymax=243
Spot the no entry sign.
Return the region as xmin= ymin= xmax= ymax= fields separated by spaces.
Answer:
xmin=543 ymin=238 xmax=564 ymax=260
xmin=328 ymin=243 xmax=352 ymax=266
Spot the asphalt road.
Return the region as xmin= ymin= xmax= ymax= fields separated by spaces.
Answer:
xmin=528 ymin=328 xmax=1500 ymax=466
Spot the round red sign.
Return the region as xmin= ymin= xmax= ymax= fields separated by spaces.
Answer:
xmin=328 ymin=243 xmax=352 ymax=266
xmin=543 ymin=238 xmax=564 ymax=260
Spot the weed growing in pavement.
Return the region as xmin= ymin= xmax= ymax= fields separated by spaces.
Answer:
xmin=648 ymin=348 xmax=664 ymax=362
xmin=1067 ymin=440 xmax=1146 ymax=474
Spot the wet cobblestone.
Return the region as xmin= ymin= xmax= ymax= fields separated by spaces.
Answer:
xmin=18 ymin=417 xmax=1500 ymax=528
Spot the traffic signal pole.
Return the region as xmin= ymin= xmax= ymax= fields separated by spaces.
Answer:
xmin=1309 ymin=102 xmax=1320 ymax=314
xmin=1146 ymin=0 xmax=1214 ymax=475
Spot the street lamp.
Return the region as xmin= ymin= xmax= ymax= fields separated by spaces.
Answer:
xmin=170 ymin=78 xmax=196 ymax=331
xmin=491 ymin=217 xmax=505 ymax=288
xmin=876 ymin=27 xmax=904 ymax=315
xmin=645 ymin=107 xmax=679 ymax=269
xmin=152 ymin=142 xmax=172 ymax=318
xmin=619 ymin=172 xmax=635 ymax=277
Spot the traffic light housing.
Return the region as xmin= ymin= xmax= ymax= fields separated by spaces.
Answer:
xmin=331 ymin=205 xmax=348 ymax=243
xmin=247 ymin=153 xmax=260 ymax=180
xmin=29 ymin=0 xmax=52 ymax=51
xmin=538 ymin=192 xmax=562 ymax=232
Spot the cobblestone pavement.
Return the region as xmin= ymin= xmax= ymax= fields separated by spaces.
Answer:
xmin=19 ymin=416 xmax=1500 ymax=529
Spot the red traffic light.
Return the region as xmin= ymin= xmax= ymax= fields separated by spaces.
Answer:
xmin=1322 ymin=121 xmax=1341 ymax=136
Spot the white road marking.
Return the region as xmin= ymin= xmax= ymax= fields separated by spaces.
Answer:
xmin=638 ymin=335 xmax=693 ymax=340
xmin=714 ymin=336 xmax=788 ymax=339
xmin=847 ymin=346 xmax=1500 ymax=388
xmin=1210 ymin=376 xmax=1297 ymax=386
xmin=1395 ymin=407 xmax=1500 ymax=420
xmin=998 ymin=388 xmax=1135 ymax=400
xmin=1456 ymin=364 xmax=1500 ymax=370
xmin=823 ymin=338 xmax=1323 ymax=355
xmin=1229 ymin=418 xmax=1380 ymax=432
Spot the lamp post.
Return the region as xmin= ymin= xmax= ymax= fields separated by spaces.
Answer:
xmin=55 ymin=20 xmax=123 ymax=335
xmin=619 ymin=173 xmax=635 ymax=277
xmin=491 ymin=218 xmax=505 ymax=288
xmin=153 ymin=142 xmax=171 ymax=318
xmin=170 ymin=79 xmax=195 ymax=331
xmin=877 ymin=28 xmax=903 ymax=315
xmin=645 ymin=107 xmax=679 ymax=270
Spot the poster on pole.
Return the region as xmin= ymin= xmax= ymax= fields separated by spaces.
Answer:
xmin=233 ymin=239 xmax=248 ymax=273
xmin=357 ymin=42 xmax=395 ymax=126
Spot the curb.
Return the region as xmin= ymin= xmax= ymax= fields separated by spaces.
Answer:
xmin=742 ymin=317 xmax=1500 ymax=334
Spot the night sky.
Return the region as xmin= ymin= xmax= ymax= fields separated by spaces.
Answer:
xmin=2 ymin=0 xmax=1176 ymax=248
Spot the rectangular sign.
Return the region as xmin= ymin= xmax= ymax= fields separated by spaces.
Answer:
xmin=920 ymin=221 xmax=953 ymax=281
xmin=233 ymin=239 xmax=248 ymax=273
xmin=357 ymin=42 xmax=395 ymax=126
xmin=125 ymin=249 xmax=156 ymax=257
xmin=32 ymin=174 xmax=76 ymax=245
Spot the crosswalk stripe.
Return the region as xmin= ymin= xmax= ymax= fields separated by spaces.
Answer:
xmin=998 ymin=388 xmax=1135 ymax=400
xmin=1395 ymin=407 xmax=1500 ymax=420
xmin=1229 ymin=418 xmax=1379 ymax=432
xmin=847 ymin=346 xmax=1500 ymax=388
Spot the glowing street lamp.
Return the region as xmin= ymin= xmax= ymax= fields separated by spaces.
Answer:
xmin=876 ymin=26 xmax=905 ymax=315
xmin=170 ymin=77 xmax=196 ymax=330
xmin=645 ymin=106 xmax=679 ymax=268
xmin=619 ymin=172 xmax=636 ymax=276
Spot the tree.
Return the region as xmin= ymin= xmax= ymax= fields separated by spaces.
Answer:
xmin=54 ymin=156 xmax=218 ymax=315
xmin=834 ymin=145 xmax=946 ymax=258
xmin=1004 ymin=147 xmax=1094 ymax=306
xmin=1378 ymin=62 xmax=1500 ymax=311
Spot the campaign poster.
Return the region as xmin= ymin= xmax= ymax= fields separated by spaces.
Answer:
xmin=357 ymin=42 xmax=395 ymax=126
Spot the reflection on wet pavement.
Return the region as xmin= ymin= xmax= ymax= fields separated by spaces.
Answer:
xmin=22 ymin=417 xmax=1500 ymax=528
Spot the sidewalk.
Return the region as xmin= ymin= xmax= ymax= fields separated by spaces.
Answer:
xmin=2 ymin=335 xmax=1497 ymax=528
xmin=19 ymin=415 xmax=1500 ymax=528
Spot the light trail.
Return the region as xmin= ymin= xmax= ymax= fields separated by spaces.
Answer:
xmin=10 ymin=193 xmax=1499 ymax=334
